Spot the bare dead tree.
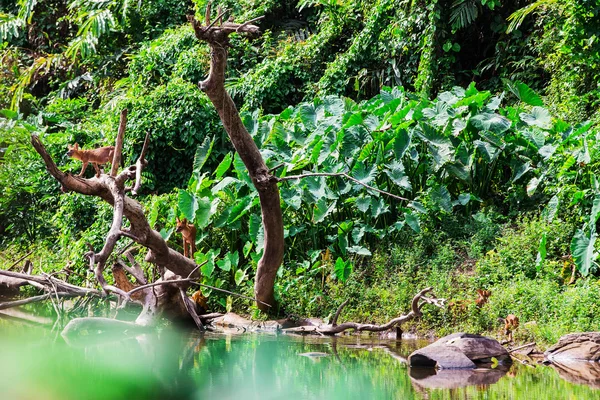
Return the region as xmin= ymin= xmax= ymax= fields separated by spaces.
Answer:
xmin=30 ymin=128 xmax=199 ymax=325
xmin=188 ymin=9 xmax=282 ymax=311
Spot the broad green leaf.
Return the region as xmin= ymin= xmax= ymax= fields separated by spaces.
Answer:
xmin=228 ymin=251 xmax=239 ymax=269
xmin=470 ymin=113 xmax=512 ymax=134
xmin=538 ymin=144 xmax=556 ymax=159
xmin=521 ymin=128 xmax=546 ymax=148
xmin=347 ymin=246 xmax=372 ymax=256
xmin=405 ymin=211 xmax=420 ymax=233
xmin=215 ymin=153 xmax=233 ymax=179
xmin=355 ymin=196 xmax=371 ymax=213
xmin=543 ymin=195 xmax=559 ymax=222
xmin=159 ymin=227 xmax=173 ymax=241
xmin=393 ymin=128 xmax=411 ymax=158
xmin=192 ymin=136 xmax=214 ymax=174
xmin=589 ymin=195 xmax=600 ymax=230
xmin=370 ymin=197 xmax=389 ymax=218
xmin=575 ymin=139 xmax=591 ymax=164
xmin=571 ymin=229 xmax=598 ymax=277
xmin=351 ymin=162 xmax=377 ymax=184
xmin=234 ymin=268 xmax=247 ymax=286
xmin=352 ymin=226 xmax=366 ymax=243
xmin=408 ymin=201 xmax=427 ymax=214
xmin=334 ymin=257 xmax=353 ymax=283
xmin=452 ymin=118 xmax=466 ymax=136
xmin=0 ymin=109 xmax=18 ymax=119
xmin=384 ymin=160 xmax=412 ymax=191
xmin=178 ymin=190 xmax=198 ymax=221
xmin=516 ymin=81 xmax=544 ymax=106
xmin=281 ymin=186 xmax=302 ymax=210
xmin=243 ymin=241 xmax=253 ymax=257
xmin=298 ymin=104 xmax=317 ymax=129
xmin=474 ymin=140 xmax=500 ymax=162
xmin=212 ymin=177 xmax=238 ymax=193
xmin=429 ymin=185 xmax=452 ymax=213
xmin=228 ymin=195 xmax=253 ymax=223
xmin=217 ymin=257 xmax=231 ymax=272
xmin=455 ymin=193 xmax=472 ymax=206
xmin=313 ymin=199 xmax=336 ymax=223
xmin=196 ymin=197 xmax=216 ymax=229
xmin=527 ymin=177 xmax=540 ymax=196
xmin=512 ymin=162 xmax=531 ymax=183
xmin=520 ymin=107 xmax=552 ymax=129
xmin=503 ymin=79 xmax=544 ymax=106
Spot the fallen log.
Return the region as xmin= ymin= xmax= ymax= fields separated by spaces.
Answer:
xmin=283 ymin=287 xmax=445 ymax=335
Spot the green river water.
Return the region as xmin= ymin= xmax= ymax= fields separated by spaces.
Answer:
xmin=0 ymin=318 xmax=598 ymax=400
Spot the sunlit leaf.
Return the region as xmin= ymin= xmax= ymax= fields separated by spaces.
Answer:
xmin=334 ymin=257 xmax=353 ymax=283
xmin=178 ymin=190 xmax=198 ymax=221
xmin=571 ymin=229 xmax=598 ymax=277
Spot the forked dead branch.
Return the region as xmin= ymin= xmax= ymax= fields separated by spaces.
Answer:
xmin=283 ymin=287 xmax=446 ymax=335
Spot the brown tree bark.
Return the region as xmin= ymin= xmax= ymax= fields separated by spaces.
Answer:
xmin=188 ymin=12 xmax=283 ymax=311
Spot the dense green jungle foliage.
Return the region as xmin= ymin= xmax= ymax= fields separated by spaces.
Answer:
xmin=1 ymin=0 xmax=600 ymax=344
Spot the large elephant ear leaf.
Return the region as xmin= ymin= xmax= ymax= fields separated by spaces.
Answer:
xmin=178 ymin=189 xmax=198 ymax=222
xmin=503 ymin=79 xmax=544 ymax=106
xmin=334 ymin=257 xmax=353 ymax=283
xmin=571 ymin=229 xmax=598 ymax=277
xmin=192 ymin=136 xmax=214 ymax=175
xmin=520 ymin=107 xmax=552 ymax=129
xmin=470 ymin=113 xmax=512 ymax=134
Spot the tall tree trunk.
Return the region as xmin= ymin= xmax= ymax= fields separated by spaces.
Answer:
xmin=188 ymin=14 xmax=284 ymax=311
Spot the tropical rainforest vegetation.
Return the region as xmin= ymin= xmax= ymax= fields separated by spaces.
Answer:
xmin=1 ymin=0 xmax=600 ymax=344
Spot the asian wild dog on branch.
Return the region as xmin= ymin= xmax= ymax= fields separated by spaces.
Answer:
xmin=176 ymin=218 xmax=196 ymax=259
xmin=66 ymin=143 xmax=115 ymax=177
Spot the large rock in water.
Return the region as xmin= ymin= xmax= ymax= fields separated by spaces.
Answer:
xmin=409 ymin=333 xmax=512 ymax=369
xmin=545 ymin=332 xmax=600 ymax=362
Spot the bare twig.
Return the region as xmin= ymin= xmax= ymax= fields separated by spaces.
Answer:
xmin=126 ymin=277 xmax=271 ymax=307
xmin=204 ymin=7 xmax=229 ymax=30
xmin=0 ymin=270 xmax=101 ymax=296
xmin=6 ymin=250 xmax=33 ymax=271
xmin=236 ymin=15 xmax=264 ymax=32
xmin=131 ymin=131 xmax=151 ymax=195
xmin=278 ymin=172 xmax=409 ymax=202
xmin=268 ymin=163 xmax=285 ymax=173
xmin=509 ymin=342 xmax=536 ymax=354
xmin=111 ymin=109 xmax=127 ymax=176
xmin=0 ymin=292 xmax=79 ymax=311
xmin=332 ymin=299 xmax=349 ymax=327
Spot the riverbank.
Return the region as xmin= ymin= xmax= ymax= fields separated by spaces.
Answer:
xmin=277 ymin=212 xmax=600 ymax=347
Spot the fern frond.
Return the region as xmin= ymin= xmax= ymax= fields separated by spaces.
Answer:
xmin=450 ymin=0 xmax=478 ymax=30
xmin=506 ymin=0 xmax=558 ymax=33
xmin=0 ymin=13 xmax=25 ymax=41
xmin=17 ymin=0 xmax=38 ymax=23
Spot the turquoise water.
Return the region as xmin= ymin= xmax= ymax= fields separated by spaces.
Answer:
xmin=0 ymin=319 xmax=598 ymax=399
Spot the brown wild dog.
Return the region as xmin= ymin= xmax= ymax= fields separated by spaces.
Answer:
xmin=499 ymin=314 xmax=519 ymax=342
xmin=111 ymin=264 xmax=145 ymax=302
xmin=176 ymin=218 xmax=197 ymax=259
xmin=66 ymin=143 xmax=115 ymax=177
xmin=448 ymin=289 xmax=492 ymax=315
xmin=475 ymin=289 xmax=492 ymax=307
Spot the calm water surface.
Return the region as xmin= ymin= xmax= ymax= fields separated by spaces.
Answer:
xmin=0 ymin=318 xmax=598 ymax=400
